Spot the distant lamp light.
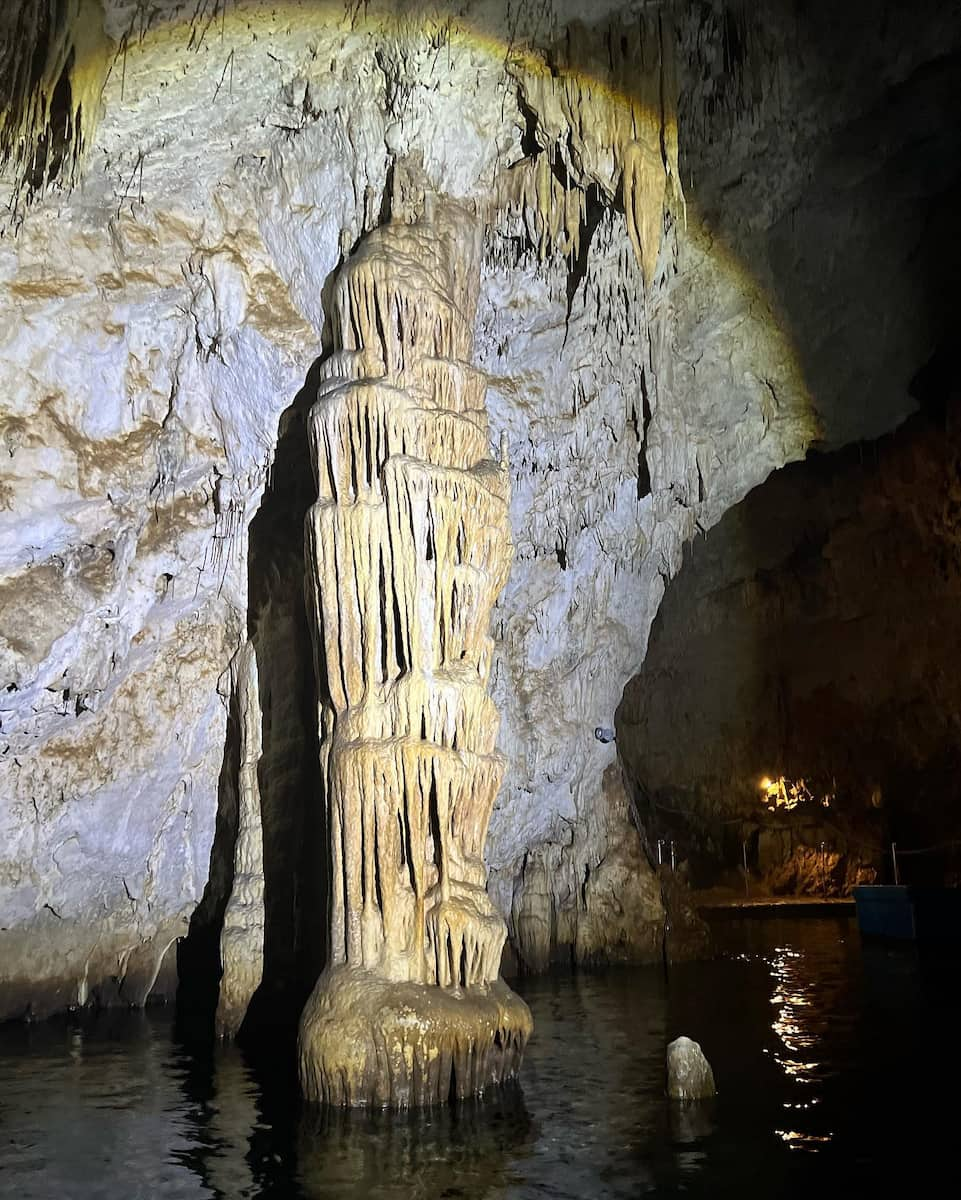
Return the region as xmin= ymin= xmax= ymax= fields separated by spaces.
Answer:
xmin=594 ymin=726 xmax=615 ymax=744
xmin=758 ymin=774 xmax=833 ymax=811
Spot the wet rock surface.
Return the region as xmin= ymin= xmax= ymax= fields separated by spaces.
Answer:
xmin=666 ymin=1035 xmax=716 ymax=1101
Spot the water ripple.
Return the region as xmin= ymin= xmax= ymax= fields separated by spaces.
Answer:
xmin=1 ymin=918 xmax=958 ymax=1198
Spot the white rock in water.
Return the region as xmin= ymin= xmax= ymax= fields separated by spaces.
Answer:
xmin=666 ymin=1036 xmax=716 ymax=1100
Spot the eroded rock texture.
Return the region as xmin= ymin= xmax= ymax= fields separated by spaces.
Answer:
xmin=510 ymin=764 xmax=665 ymax=970
xmin=298 ymin=177 xmax=530 ymax=1106
xmin=0 ymin=0 xmax=957 ymax=1015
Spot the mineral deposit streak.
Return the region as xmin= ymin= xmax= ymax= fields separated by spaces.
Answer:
xmin=297 ymin=179 xmax=532 ymax=1108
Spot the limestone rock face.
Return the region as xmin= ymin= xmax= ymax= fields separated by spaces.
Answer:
xmin=0 ymin=0 xmax=957 ymax=1015
xmin=666 ymin=1036 xmax=716 ymax=1101
xmin=510 ymin=765 xmax=666 ymax=970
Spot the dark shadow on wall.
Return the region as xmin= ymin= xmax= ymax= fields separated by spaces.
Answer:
xmin=622 ymin=0 xmax=961 ymax=891
xmin=175 ymin=680 xmax=241 ymax=1039
xmin=681 ymin=0 xmax=961 ymax=448
xmin=175 ymin=362 xmax=328 ymax=1048
xmin=241 ymin=360 xmax=328 ymax=1044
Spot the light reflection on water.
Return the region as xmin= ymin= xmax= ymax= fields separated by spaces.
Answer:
xmin=765 ymin=940 xmax=847 ymax=1149
xmin=0 ymin=918 xmax=957 ymax=1198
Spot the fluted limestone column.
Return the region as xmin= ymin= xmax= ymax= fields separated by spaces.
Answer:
xmin=297 ymin=182 xmax=532 ymax=1107
xmin=215 ymin=640 xmax=265 ymax=1038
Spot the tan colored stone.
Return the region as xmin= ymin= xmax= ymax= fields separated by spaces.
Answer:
xmin=298 ymin=170 xmax=531 ymax=1107
xmin=215 ymin=640 xmax=266 ymax=1038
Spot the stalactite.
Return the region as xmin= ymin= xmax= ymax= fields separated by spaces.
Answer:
xmin=496 ymin=13 xmax=682 ymax=289
xmin=0 ymin=0 xmax=111 ymax=219
xmin=298 ymin=163 xmax=531 ymax=1108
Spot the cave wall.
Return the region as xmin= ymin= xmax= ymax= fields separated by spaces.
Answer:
xmin=617 ymin=396 xmax=961 ymax=893
xmin=0 ymin=0 xmax=958 ymax=1014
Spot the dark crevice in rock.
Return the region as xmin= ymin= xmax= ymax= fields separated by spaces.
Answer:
xmin=240 ymin=361 xmax=328 ymax=1042
xmin=175 ymin=681 xmax=241 ymax=1035
xmin=564 ymin=182 xmax=607 ymax=319
xmin=176 ymin=361 xmax=328 ymax=1045
xmin=25 ymin=49 xmax=74 ymax=193
xmin=910 ymin=337 xmax=958 ymax=426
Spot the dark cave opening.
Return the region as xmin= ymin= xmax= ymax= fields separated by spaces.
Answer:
xmin=618 ymin=383 xmax=961 ymax=899
xmin=243 ymin=361 xmax=329 ymax=1041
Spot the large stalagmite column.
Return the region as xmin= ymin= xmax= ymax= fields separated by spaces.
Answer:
xmin=297 ymin=177 xmax=532 ymax=1107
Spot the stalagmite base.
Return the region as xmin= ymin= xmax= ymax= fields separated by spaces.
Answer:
xmin=300 ymin=970 xmax=529 ymax=1108
xmin=298 ymin=171 xmax=531 ymax=1107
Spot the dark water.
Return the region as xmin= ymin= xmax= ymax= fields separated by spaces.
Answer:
xmin=1 ymin=918 xmax=956 ymax=1199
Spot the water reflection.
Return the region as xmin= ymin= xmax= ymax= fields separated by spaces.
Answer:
xmin=203 ymin=1054 xmax=270 ymax=1199
xmin=509 ymin=969 xmax=668 ymax=1196
xmin=667 ymin=1099 xmax=715 ymax=1145
xmin=762 ymin=933 xmax=857 ymax=1150
xmin=0 ymin=1012 xmax=214 ymax=1200
xmin=1 ymin=919 xmax=957 ymax=1198
xmin=297 ymin=1091 xmax=532 ymax=1199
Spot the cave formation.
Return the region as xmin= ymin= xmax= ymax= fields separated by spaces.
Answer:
xmin=298 ymin=166 xmax=531 ymax=1106
xmin=0 ymin=0 xmax=958 ymax=1136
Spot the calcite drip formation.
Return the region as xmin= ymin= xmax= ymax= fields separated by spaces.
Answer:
xmin=214 ymin=641 xmax=265 ymax=1039
xmin=297 ymin=176 xmax=532 ymax=1107
xmin=496 ymin=12 xmax=683 ymax=288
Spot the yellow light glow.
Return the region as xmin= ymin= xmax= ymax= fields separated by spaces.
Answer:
xmin=775 ymin=1130 xmax=833 ymax=1149
xmin=774 ymin=1057 xmax=819 ymax=1079
xmin=759 ymin=775 xmax=833 ymax=811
